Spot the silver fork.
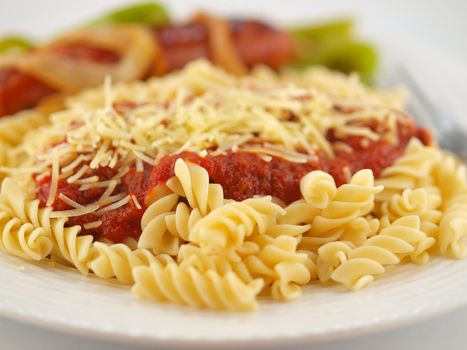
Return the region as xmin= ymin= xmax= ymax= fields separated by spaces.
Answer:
xmin=395 ymin=65 xmax=467 ymax=163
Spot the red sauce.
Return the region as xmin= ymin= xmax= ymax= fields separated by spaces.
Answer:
xmin=35 ymin=118 xmax=427 ymax=243
xmin=0 ymin=68 xmax=57 ymax=117
xmin=51 ymin=42 xmax=121 ymax=64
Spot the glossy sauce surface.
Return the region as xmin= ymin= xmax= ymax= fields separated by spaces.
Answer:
xmin=36 ymin=120 xmax=425 ymax=243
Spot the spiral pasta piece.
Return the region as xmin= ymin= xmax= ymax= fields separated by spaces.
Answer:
xmin=318 ymin=215 xmax=435 ymax=290
xmin=165 ymin=202 xmax=203 ymax=242
xmin=0 ymin=110 xmax=48 ymax=146
xmin=0 ymin=178 xmax=93 ymax=273
xmin=88 ymin=242 xmax=156 ymax=284
xmin=380 ymin=187 xmax=442 ymax=237
xmin=300 ymin=170 xmax=337 ymax=209
xmin=279 ymin=199 xmax=318 ymax=225
xmin=243 ymin=235 xmax=316 ymax=301
xmin=0 ymin=214 xmax=52 ymax=261
xmin=300 ymin=169 xmax=383 ymax=250
xmin=0 ymin=179 xmax=52 ymax=262
xmin=375 ymin=138 xmax=441 ymax=202
xmin=189 ymin=196 xmax=285 ymax=258
xmin=48 ymin=217 xmax=93 ymax=274
xmin=432 ymin=153 xmax=467 ymax=201
xmin=132 ymin=257 xmax=264 ymax=311
xmin=438 ymin=190 xmax=467 ymax=258
xmin=0 ymin=140 xmax=8 ymax=172
xmin=138 ymin=193 xmax=180 ymax=255
xmin=177 ymin=244 xmax=256 ymax=283
xmin=166 ymin=159 xmax=224 ymax=216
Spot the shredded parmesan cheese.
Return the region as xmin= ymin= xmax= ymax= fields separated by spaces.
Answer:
xmin=131 ymin=195 xmax=142 ymax=210
xmin=83 ymin=220 xmax=103 ymax=230
xmin=98 ymin=195 xmax=130 ymax=214
xmin=58 ymin=193 xmax=84 ymax=209
xmin=50 ymin=203 xmax=100 ymax=218
xmin=46 ymin=150 xmax=60 ymax=207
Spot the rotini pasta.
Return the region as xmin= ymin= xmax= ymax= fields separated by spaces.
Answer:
xmin=375 ymin=139 xmax=441 ymax=201
xmin=166 ymin=159 xmax=224 ymax=216
xmin=189 ymin=197 xmax=285 ymax=259
xmin=242 ymin=235 xmax=316 ymax=301
xmin=300 ymin=170 xmax=337 ymax=209
xmin=0 ymin=178 xmax=93 ymax=273
xmin=88 ymin=242 xmax=156 ymax=284
xmin=277 ymin=199 xmax=318 ymax=225
xmin=0 ymin=110 xmax=48 ymax=146
xmin=380 ymin=187 xmax=442 ymax=237
xmin=131 ymin=256 xmax=264 ymax=311
xmin=300 ymin=169 xmax=383 ymax=250
xmin=432 ymin=152 xmax=467 ymax=201
xmin=0 ymin=178 xmax=53 ymax=261
xmin=438 ymin=190 xmax=467 ymax=259
xmin=318 ymin=215 xmax=435 ymax=290
xmin=138 ymin=193 xmax=180 ymax=255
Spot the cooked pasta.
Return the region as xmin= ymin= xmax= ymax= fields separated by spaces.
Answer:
xmin=375 ymin=139 xmax=441 ymax=202
xmin=0 ymin=178 xmax=55 ymax=261
xmin=380 ymin=187 xmax=442 ymax=237
xmin=432 ymin=152 xmax=467 ymax=201
xmin=0 ymin=110 xmax=48 ymax=146
xmin=132 ymin=257 xmax=264 ymax=311
xmin=300 ymin=169 xmax=383 ymax=250
xmin=242 ymin=235 xmax=316 ymax=301
xmin=189 ymin=197 xmax=285 ymax=259
xmin=138 ymin=193 xmax=180 ymax=255
xmin=88 ymin=242 xmax=156 ymax=284
xmin=0 ymin=59 xmax=465 ymax=311
xmin=166 ymin=159 xmax=224 ymax=216
xmin=318 ymin=215 xmax=435 ymax=289
xmin=438 ymin=190 xmax=467 ymax=259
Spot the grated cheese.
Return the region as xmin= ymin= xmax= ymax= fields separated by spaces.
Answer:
xmin=49 ymin=203 xmax=100 ymax=218
xmin=79 ymin=179 xmax=120 ymax=191
xmin=67 ymin=165 xmax=90 ymax=184
xmin=21 ymin=60 xmax=409 ymax=222
xmin=46 ymin=150 xmax=60 ymax=207
xmin=58 ymin=193 xmax=84 ymax=209
xmin=83 ymin=220 xmax=103 ymax=230
xmin=98 ymin=180 xmax=119 ymax=202
xmin=70 ymin=176 xmax=100 ymax=185
xmin=97 ymin=195 xmax=130 ymax=214
xmin=131 ymin=195 xmax=142 ymax=210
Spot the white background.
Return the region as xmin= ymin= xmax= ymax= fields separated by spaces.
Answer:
xmin=0 ymin=1 xmax=466 ymax=349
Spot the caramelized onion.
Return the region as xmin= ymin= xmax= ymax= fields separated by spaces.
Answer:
xmin=16 ymin=25 xmax=157 ymax=92
xmin=192 ymin=12 xmax=247 ymax=76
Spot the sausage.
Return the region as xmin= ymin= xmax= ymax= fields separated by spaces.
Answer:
xmin=0 ymin=19 xmax=296 ymax=117
xmin=153 ymin=23 xmax=211 ymax=74
xmin=231 ymin=19 xmax=295 ymax=69
xmin=152 ymin=19 xmax=295 ymax=75
xmin=0 ymin=68 xmax=56 ymax=116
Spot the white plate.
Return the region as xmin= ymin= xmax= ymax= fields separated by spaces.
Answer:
xmin=1 ymin=1 xmax=467 ymax=349
xmin=1 ymin=252 xmax=467 ymax=348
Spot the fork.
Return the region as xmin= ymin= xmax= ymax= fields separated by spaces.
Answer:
xmin=395 ymin=65 xmax=467 ymax=163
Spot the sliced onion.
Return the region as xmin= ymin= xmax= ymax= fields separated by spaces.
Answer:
xmin=16 ymin=25 xmax=157 ymax=92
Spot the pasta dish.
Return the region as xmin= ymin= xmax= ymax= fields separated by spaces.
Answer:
xmin=0 ymin=59 xmax=465 ymax=311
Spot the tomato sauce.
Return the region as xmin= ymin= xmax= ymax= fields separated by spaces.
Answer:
xmin=35 ymin=119 xmax=427 ymax=243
